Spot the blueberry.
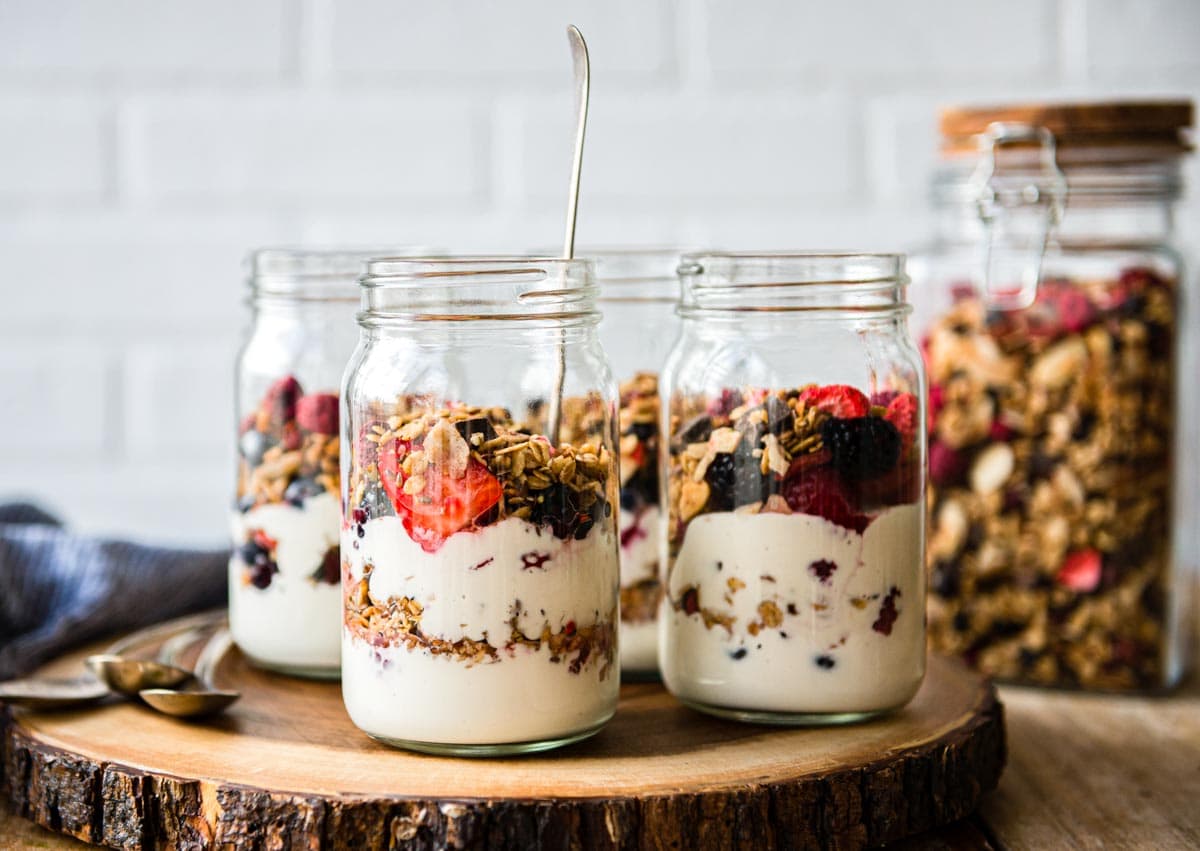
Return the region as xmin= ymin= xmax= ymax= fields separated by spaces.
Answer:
xmin=729 ymin=647 xmax=748 ymax=661
xmin=239 ymin=430 xmax=270 ymax=466
xmin=619 ymin=488 xmax=640 ymax=512
xmin=238 ymin=542 xmax=262 ymax=564
xmin=819 ymin=416 xmax=900 ymax=480
xmin=815 ymin=655 xmax=836 ymax=670
xmin=284 ymin=476 xmax=324 ymax=507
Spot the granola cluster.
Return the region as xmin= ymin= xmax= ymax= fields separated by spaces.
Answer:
xmin=234 ymin=375 xmax=341 ymax=588
xmin=923 ymin=268 xmax=1177 ymax=690
xmin=348 ymin=401 xmax=615 ymax=553
xmin=667 ymin=383 xmax=921 ymax=557
xmin=344 ymin=573 xmax=616 ymax=678
xmin=616 ymin=372 xmax=663 ymax=627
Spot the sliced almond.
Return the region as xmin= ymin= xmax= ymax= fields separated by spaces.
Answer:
xmin=970 ymin=443 xmax=1015 ymax=496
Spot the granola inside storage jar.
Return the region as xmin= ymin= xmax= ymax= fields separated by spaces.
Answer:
xmin=660 ymin=252 xmax=927 ymax=724
xmin=340 ymin=256 xmax=620 ymax=755
xmin=909 ymin=100 xmax=1194 ymax=691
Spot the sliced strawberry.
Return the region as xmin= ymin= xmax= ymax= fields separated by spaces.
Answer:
xmin=252 ymin=529 xmax=277 ymax=552
xmin=395 ymin=459 xmax=503 ymax=553
xmin=884 ymin=393 xmax=919 ymax=448
xmin=1057 ymin=548 xmax=1102 ymax=593
xmin=782 ymin=466 xmax=870 ymax=533
xmin=799 ymin=384 xmax=870 ymax=419
xmin=376 ymin=438 xmax=409 ymax=507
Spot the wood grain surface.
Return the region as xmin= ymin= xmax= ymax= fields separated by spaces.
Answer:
xmin=0 ymin=623 xmax=1004 ymax=850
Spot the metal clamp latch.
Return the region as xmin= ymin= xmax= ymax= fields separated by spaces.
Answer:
xmin=969 ymin=121 xmax=1068 ymax=311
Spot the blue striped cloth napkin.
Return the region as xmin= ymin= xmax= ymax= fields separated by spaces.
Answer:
xmin=0 ymin=503 xmax=228 ymax=679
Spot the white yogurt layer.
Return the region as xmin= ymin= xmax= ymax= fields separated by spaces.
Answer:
xmin=228 ymin=490 xmax=341 ymax=673
xmin=342 ymin=515 xmax=620 ymax=745
xmin=618 ymin=505 xmax=661 ymax=674
xmin=660 ymin=503 xmax=925 ymax=715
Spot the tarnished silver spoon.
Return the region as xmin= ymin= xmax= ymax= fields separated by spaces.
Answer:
xmin=86 ymin=611 xmax=224 ymax=696
xmin=139 ymin=628 xmax=239 ymax=718
xmin=0 ymin=611 xmax=222 ymax=710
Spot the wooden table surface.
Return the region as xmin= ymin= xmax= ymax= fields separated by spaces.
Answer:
xmin=3 ymin=672 xmax=1197 ymax=850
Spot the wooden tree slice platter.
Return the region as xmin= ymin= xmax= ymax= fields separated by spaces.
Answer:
xmin=2 ymin=618 xmax=1005 ymax=850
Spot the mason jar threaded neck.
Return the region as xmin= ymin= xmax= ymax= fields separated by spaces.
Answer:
xmin=358 ymin=256 xmax=599 ymax=324
xmin=249 ymin=247 xmax=430 ymax=302
xmin=677 ymin=252 xmax=909 ymax=315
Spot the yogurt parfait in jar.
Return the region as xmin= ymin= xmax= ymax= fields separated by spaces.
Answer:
xmin=660 ymin=253 xmax=927 ymax=723
xmin=340 ymin=256 xmax=620 ymax=755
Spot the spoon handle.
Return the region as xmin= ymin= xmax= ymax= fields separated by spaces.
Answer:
xmin=107 ymin=610 xmax=226 ymax=658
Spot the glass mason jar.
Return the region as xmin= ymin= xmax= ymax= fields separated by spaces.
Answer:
xmin=660 ymin=253 xmax=927 ymax=724
xmin=910 ymin=100 xmax=1194 ymax=691
xmin=232 ymin=249 xmax=394 ymax=679
xmin=341 ymin=256 xmax=621 ymax=755
xmin=587 ymin=249 xmax=682 ymax=678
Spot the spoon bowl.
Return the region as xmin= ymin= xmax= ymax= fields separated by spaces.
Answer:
xmin=85 ymin=654 xmax=193 ymax=696
xmin=138 ymin=686 xmax=240 ymax=718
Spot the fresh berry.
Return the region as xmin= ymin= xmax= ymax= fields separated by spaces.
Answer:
xmin=395 ymin=459 xmax=503 ymax=552
xmin=870 ymin=390 xmax=901 ymax=408
xmin=239 ymin=429 xmax=270 ymax=466
xmin=799 ymin=384 xmax=871 ymax=419
xmin=884 ymin=393 xmax=919 ymax=447
xmin=313 ymin=546 xmax=340 ymax=585
xmin=284 ymin=476 xmax=324 ymax=507
xmin=781 ymin=466 xmax=870 ymax=533
xmin=296 ymin=393 xmax=339 ymax=435
xmin=376 ymin=438 xmax=410 ymax=507
xmin=252 ymin=529 xmax=277 ymax=552
xmin=819 ymin=416 xmax=901 ymax=481
xmin=681 ymin=587 xmax=700 ymax=615
xmin=262 ymin=375 xmax=302 ymax=424
xmin=703 ymin=453 xmax=737 ymax=511
xmin=928 ymin=441 xmax=967 ymax=487
xmin=248 ymin=561 xmax=278 ymax=590
xmin=852 ymin=457 xmax=921 ymax=508
xmin=1056 ymin=549 xmax=1101 ymax=593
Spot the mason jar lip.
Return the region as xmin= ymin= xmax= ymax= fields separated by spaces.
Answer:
xmin=677 ymin=251 xmax=910 ymax=315
xmin=679 ymin=251 xmax=907 ymax=280
xmin=361 ymin=254 xmax=592 ymax=281
xmin=359 ymin=255 xmax=600 ymax=324
xmin=249 ymin=246 xmax=434 ymax=300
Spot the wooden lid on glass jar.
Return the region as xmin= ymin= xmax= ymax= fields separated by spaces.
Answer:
xmin=940 ymin=99 xmax=1193 ymax=157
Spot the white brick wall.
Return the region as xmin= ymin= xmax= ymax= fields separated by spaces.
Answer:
xmin=0 ymin=0 xmax=1197 ymax=545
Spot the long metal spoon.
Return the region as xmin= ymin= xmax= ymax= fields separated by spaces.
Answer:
xmin=546 ymin=24 xmax=590 ymax=446
xmin=0 ymin=611 xmax=221 ymax=710
xmin=139 ymin=628 xmax=239 ymax=718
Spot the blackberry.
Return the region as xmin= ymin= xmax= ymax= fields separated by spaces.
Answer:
xmin=819 ymin=416 xmax=900 ymax=481
xmin=703 ymin=453 xmax=737 ymax=511
xmin=249 ymin=561 xmax=278 ymax=589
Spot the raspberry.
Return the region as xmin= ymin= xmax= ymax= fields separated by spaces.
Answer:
xmin=928 ymin=441 xmax=967 ymax=487
xmin=799 ymin=384 xmax=870 ymax=419
xmin=1057 ymin=549 xmax=1101 ymax=593
xmin=707 ymin=388 xmax=744 ymax=418
xmin=884 ymin=393 xmax=919 ymax=448
xmin=782 ymin=466 xmax=870 ymax=533
xmin=819 ymin=417 xmax=900 ymax=481
xmin=262 ymin=375 xmax=302 ymax=424
xmin=296 ymin=393 xmax=339 ymax=435
xmin=870 ymin=390 xmax=900 ymax=408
